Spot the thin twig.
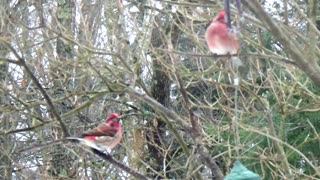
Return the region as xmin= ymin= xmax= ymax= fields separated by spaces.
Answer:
xmin=126 ymin=88 xmax=190 ymax=130
xmin=18 ymin=140 xmax=150 ymax=179
xmin=3 ymin=122 xmax=52 ymax=135
xmin=243 ymin=0 xmax=320 ymax=87
xmin=238 ymin=122 xmax=320 ymax=176
xmin=167 ymin=39 xmax=224 ymax=179
xmin=0 ymin=39 xmax=70 ymax=137
xmin=91 ymin=149 xmax=149 ymax=180
xmin=266 ymin=111 xmax=293 ymax=178
xmin=17 ymin=139 xmax=65 ymax=153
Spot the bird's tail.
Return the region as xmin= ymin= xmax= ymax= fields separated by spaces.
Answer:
xmin=66 ymin=137 xmax=105 ymax=152
xmin=66 ymin=137 xmax=81 ymax=143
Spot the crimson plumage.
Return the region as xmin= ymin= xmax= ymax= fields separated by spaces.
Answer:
xmin=67 ymin=113 xmax=122 ymax=151
xmin=205 ymin=11 xmax=239 ymax=55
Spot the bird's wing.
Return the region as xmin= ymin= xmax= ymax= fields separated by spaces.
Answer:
xmin=81 ymin=123 xmax=117 ymax=137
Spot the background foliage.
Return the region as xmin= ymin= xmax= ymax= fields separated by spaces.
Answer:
xmin=0 ymin=0 xmax=319 ymax=179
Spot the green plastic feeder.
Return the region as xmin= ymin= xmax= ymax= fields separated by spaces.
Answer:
xmin=224 ymin=160 xmax=260 ymax=180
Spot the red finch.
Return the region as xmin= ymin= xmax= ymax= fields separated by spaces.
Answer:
xmin=67 ymin=113 xmax=122 ymax=151
xmin=205 ymin=11 xmax=242 ymax=66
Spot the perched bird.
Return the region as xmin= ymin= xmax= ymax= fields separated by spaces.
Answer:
xmin=67 ymin=113 xmax=122 ymax=151
xmin=205 ymin=11 xmax=242 ymax=66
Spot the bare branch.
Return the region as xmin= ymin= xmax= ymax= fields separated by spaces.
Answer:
xmin=91 ymin=149 xmax=150 ymax=180
xmin=167 ymin=39 xmax=224 ymax=180
xmin=243 ymin=0 xmax=320 ymax=87
xmin=0 ymin=39 xmax=70 ymax=137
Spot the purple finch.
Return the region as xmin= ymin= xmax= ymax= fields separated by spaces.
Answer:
xmin=67 ymin=113 xmax=122 ymax=151
xmin=205 ymin=11 xmax=242 ymax=66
